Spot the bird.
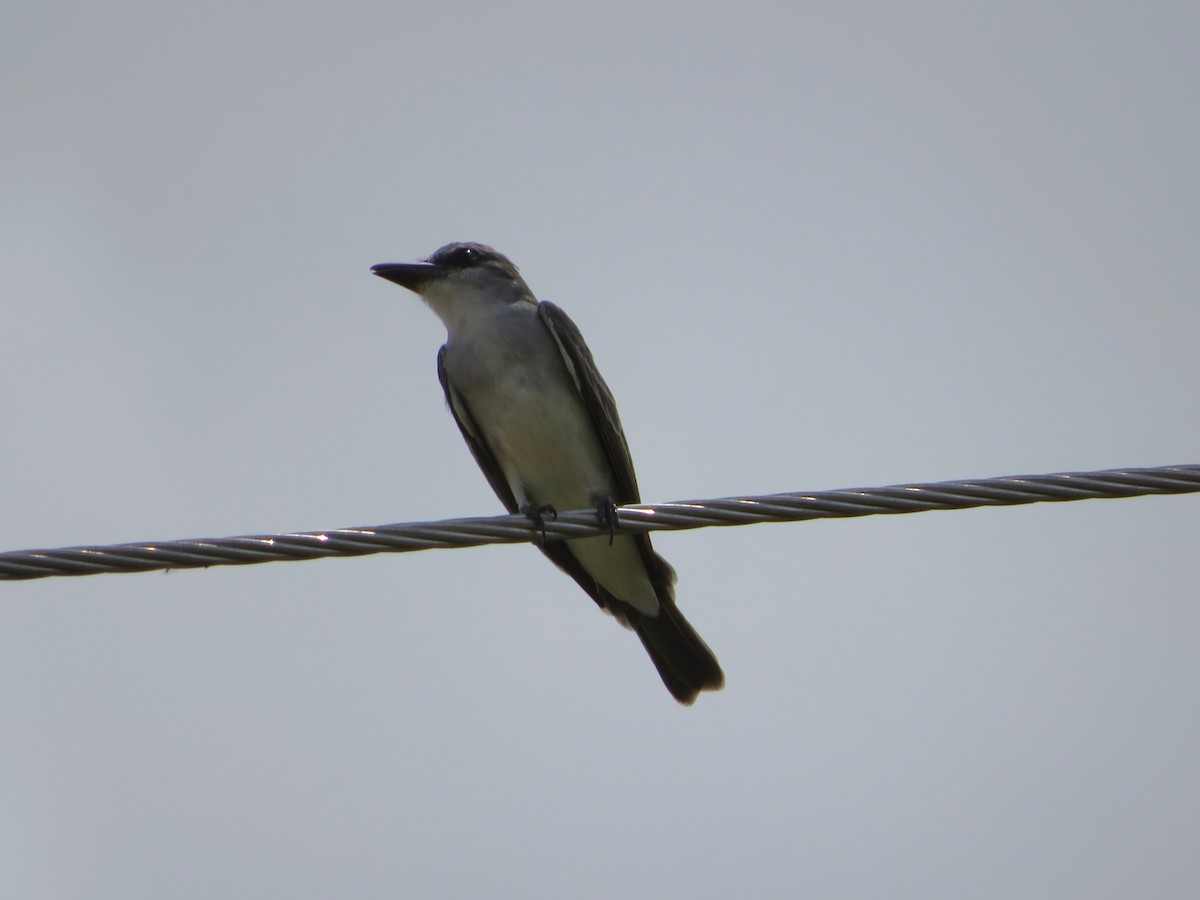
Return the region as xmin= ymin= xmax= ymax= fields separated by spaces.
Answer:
xmin=372 ymin=242 xmax=724 ymax=704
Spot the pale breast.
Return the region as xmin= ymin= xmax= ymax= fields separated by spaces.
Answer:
xmin=444 ymin=307 xmax=614 ymax=511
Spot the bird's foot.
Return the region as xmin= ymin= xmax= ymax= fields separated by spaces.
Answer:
xmin=523 ymin=503 xmax=558 ymax=545
xmin=596 ymin=498 xmax=619 ymax=546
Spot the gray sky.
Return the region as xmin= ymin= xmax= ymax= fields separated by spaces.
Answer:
xmin=4 ymin=2 xmax=1199 ymax=897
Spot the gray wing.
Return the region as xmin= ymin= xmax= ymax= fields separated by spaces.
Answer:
xmin=436 ymin=344 xmax=520 ymax=514
xmin=536 ymin=302 xmax=641 ymax=505
xmin=536 ymin=301 xmax=674 ymax=585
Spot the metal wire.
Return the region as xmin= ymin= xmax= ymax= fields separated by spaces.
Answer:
xmin=2 ymin=464 xmax=1197 ymax=581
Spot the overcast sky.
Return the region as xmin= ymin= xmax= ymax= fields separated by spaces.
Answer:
xmin=3 ymin=2 xmax=1199 ymax=898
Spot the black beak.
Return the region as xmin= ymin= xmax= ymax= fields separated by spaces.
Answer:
xmin=371 ymin=262 xmax=445 ymax=292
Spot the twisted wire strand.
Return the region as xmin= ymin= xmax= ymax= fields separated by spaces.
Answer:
xmin=2 ymin=464 xmax=1197 ymax=582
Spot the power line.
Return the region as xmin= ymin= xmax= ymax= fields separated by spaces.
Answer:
xmin=2 ymin=463 xmax=1197 ymax=582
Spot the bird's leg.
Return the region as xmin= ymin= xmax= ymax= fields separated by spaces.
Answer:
xmin=523 ymin=503 xmax=558 ymax=545
xmin=595 ymin=498 xmax=619 ymax=546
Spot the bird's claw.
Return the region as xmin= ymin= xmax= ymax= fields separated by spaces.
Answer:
xmin=524 ymin=503 xmax=558 ymax=545
xmin=596 ymin=499 xmax=618 ymax=546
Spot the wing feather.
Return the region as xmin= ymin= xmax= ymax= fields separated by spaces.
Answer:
xmin=437 ymin=345 xmax=520 ymax=514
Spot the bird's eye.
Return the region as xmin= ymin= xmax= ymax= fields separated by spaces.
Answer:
xmin=430 ymin=244 xmax=492 ymax=269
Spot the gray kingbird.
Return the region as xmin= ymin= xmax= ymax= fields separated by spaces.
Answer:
xmin=372 ymin=243 xmax=724 ymax=704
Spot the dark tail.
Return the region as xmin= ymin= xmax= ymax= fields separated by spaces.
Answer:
xmin=628 ymin=600 xmax=724 ymax=705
